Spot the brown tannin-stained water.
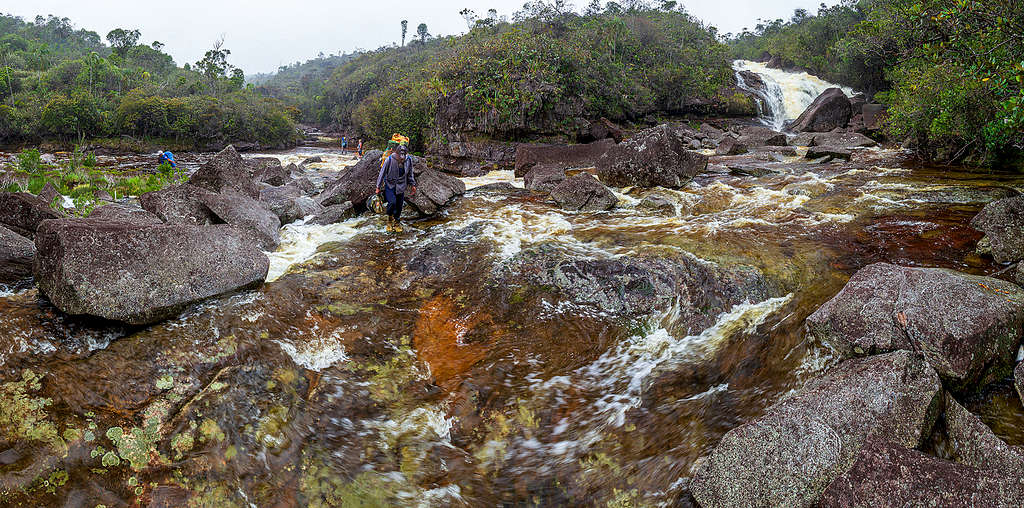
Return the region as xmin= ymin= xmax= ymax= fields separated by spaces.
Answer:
xmin=2 ymin=141 xmax=1023 ymax=506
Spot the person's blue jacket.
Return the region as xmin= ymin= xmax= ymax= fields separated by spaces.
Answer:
xmin=158 ymin=151 xmax=177 ymax=168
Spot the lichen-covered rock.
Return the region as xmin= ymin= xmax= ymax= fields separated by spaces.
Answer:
xmin=37 ymin=182 xmax=62 ymax=207
xmin=0 ymin=224 xmax=34 ymax=283
xmin=819 ymin=436 xmax=1024 ymax=507
xmin=188 ymin=145 xmax=260 ymax=199
xmin=548 ymin=173 xmax=617 ymax=211
xmin=406 ymin=169 xmax=466 ymax=216
xmin=792 ymin=88 xmax=852 ymax=133
xmin=139 ymin=184 xmax=217 ymax=225
xmin=200 ymin=190 xmax=282 ymax=251
xmin=246 ymin=156 xmax=284 ymax=183
xmin=596 ymin=124 xmax=708 ymax=188
xmin=690 ymin=351 xmax=942 ymax=508
xmin=943 ymin=393 xmax=1024 ymax=473
xmin=805 ymin=146 xmax=852 ymax=161
xmin=806 ymin=132 xmax=877 ymax=148
xmin=638 ymin=194 xmax=676 ymax=214
xmin=714 ymin=137 xmax=748 ymax=155
xmin=1016 ymin=362 xmax=1024 ymax=405
xmin=0 ymin=192 xmax=64 ymax=238
xmin=805 ymin=263 xmax=1024 ymax=391
xmin=317 ymin=150 xmax=384 ymax=208
xmin=34 ymin=219 xmax=269 ymax=324
xmin=736 ymin=126 xmax=787 ymax=147
xmin=524 ymin=165 xmax=566 ymax=193
xmin=309 ymin=202 xmax=355 ymax=225
xmin=514 ymin=139 xmax=614 ymax=178
xmin=971 ymin=195 xmax=1024 ymax=263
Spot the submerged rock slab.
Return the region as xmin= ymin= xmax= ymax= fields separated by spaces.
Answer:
xmin=690 ymin=351 xmax=942 ymax=508
xmin=943 ymin=393 xmax=1024 ymax=473
xmin=819 ymin=436 xmax=1024 ymax=507
xmin=805 ymin=263 xmax=1024 ymax=391
xmin=971 ymin=195 xmax=1024 ymax=264
xmin=34 ymin=219 xmax=269 ymax=324
xmin=0 ymin=224 xmax=35 ymax=283
xmin=596 ymin=124 xmax=708 ymax=188
xmin=524 ymin=165 xmax=566 ymax=193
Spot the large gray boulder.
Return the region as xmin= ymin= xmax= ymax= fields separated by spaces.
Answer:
xmin=188 ymin=145 xmax=260 ymax=199
xmin=34 ymin=219 xmax=269 ymax=325
xmin=1016 ymin=362 xmax=1023 ymax=405
xmin=549 ymin=173 xmax=617 ymax=211
xmin=971 ymin=195 xmax=1024 ymax=263
xmin=944 ymin=393 xmax=1024 ymax=473
xmin=715 ymin=137 xmax=748 ymax=155
xmin=245 ymin=157 xmax=283 ymax=183
xmin=805 ymin=132 xmax=877 ymax=148
xmin=308 ymin=202 xmax=355 ymax=225
xmin=524 ymin=165 xmax=566 ymax=193
xmin=0 ymin=192 xmax=64 ymax=238
xmin=820 ymin=436 xmax=1024 ymax=507
xmin=690 ymin=351 xmax=942 ymax=508
xmin=805 ymin=263 xmax=1024 ymax=391
xmin=200 ymin=190 xmax=282 ymax=251
xmin=806 ymin=146 xmax=852 ymax=161
xmin=792 ymin=88 xmax=853 ymax=132
xmin=139 ymin=184 xmax=217 ymax=225
xmin=596 ymin=124 xmax=708 ymax=188
xmin=736 ymin=126 xmax=788 ymax=147
xmin=406 ymin=169 xmax=466 ymax=216
xmin=0 ymin=224 xmax=34 ymax=283
xmin=87 ymin=204 xmax=163 ymax=225
xmin=514 ymin=139 xmax=615 ymax=178
xmin=259 ymin=185 xmax=317 ymax=225
xmin=317 ymin=150 xmax=384 ymax=208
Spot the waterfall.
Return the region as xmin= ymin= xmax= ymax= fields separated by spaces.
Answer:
xmin=733 ymin=60 xmax=856 ymax=132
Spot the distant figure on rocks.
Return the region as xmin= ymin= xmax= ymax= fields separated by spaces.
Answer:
xmin=157 ymin=150 xmax=177 ymax=168
xmin=357 ymin=139 xmax=363 ymax=157
xmin=341 ymin=135 xmax=348 ymax=154
xmin=375 ymin=143 xmax=416 ymax=233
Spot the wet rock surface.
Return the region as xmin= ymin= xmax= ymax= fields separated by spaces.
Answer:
xmin=691 ymin=351 xmax=942 ymax=508
xmin=308 ymin=202 xmax=355 ymax=225
xmin=514 ymin=139 xmax=614 ymax=178
xmin=317 ymin=149 xmax=384 ymax=208
xmin=736 ymin=126 xmax=787 ymax=147
xmin=33 ymin=219 xmax=269 ymax=324
xmin=714 ymin=137 xmax=748 ymax=155
xmin=971 ymin=195 xmax=1024 ymax=264
xmin=188 ymin=145 xmax=260 ymax=199
xmin=805 ymin=263 xmax=1024 ymax=391
xmin=597 ymin=124 xmax=708 ymax=188
xmin=0 ymin=192 xmax=64 ymax=238
xmin=406 ymin=169 xmax=466 ymax=216
xmin=1017 ymin=362 xmax=1024 ymax=404
xmin=524 ymin=165 xmax=567 ymax=192
xmin=549 ymin=173 xmax=617 ymax=211
xmin=792 ymin=88 xmax=853 ymax=133
xmin=0 ymin=224 xmax=35 ymax=283
xmin=819 ymin=436 xmax=1024 ymax=507
xmin=139 ymin=184 xmax=217 ymax=225
xmin=943 ymin=393 xmax=1024 ymax=473
xmin=200 ymin=190 xmax=283 ymax=251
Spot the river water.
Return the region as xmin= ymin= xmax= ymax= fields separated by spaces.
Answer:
xmin=1 ymin=67 xmax=1023 ymax=506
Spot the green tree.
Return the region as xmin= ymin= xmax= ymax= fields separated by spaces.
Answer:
xmin=416 ymin=23 xmax=430 ymax=43
xmin=401 ymin=20 xmax=408 ymax=46
xmin=106 ymin=28 xmax=140 ymax=57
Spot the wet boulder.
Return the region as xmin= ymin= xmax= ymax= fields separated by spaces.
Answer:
xmin=637 ymin=194 xmax=676 ymax=214
xmin=806 ymin=146 xmax=852 ymax=161
xmin=806 ymin=263 xmax=1024 ymax=391
xmin=806 ymin=132 xmax=877 ymax=148
xmin=260 ymin=185 xmax=317 ymax=225
xmin=466 ymin=182 xmax=534 ymax=198
xmin=34 ymin=219 xmax=269 ymax=325
xmin=87 ymin=204 xmax=163 ymax=225
xmin=792 ymin=88 xmax=853 ymax=133
xmin=0 ymin=192 xmax=64 ymax=238
xmin=596 ymin=124 xmax=708 ymax=188
xmin=283 ymin=196 xmax=323 ymax=224
xmin=1017 ymin=362 xmax=1024 ymax=404
xmin=819 ymin=436 xmax=1024 ymax=507
xmin=943 ymin=393 xmax=1024 ymax=473
xmin=246 ymin=157 xmax=283 ymax=183
xmin=549 ymin=173 xmax=617 ymax=211
xmin=139 ymin=184 xmax=217 ymax=225
xmin=690 ymin=351 xmax=942 ymax=508
xmin=38 ymin=182 xmax=62 ymax=207
xmin=188 ymin=145 xmax=260 ymax=199
xmin=736 ymin=126 xmax=788 ymax=147
xmin=302 ymin=156 xmax=322 ymax=164
xmin=406 ymin=169 xmax=466 ymax=216
xmin=309 ymin=202 xmax=356 ymax=225
xmin=970 ymin=195 xmax=1024 ymax=263
xmin=317 ymin=149 xmax=384 ymax=208
xmin=514 ymin=139 xmax=615 ymax=178
xmin=262 ymin=162 xmax=296 ymax=187
xmin=0 ymin=224 xmax=34 ymax=283
xmin=714 ymin=137 xmax=748 ymax=156
xmin=524 ymin=165 xmax=566 ymax=193
xmin=199 ymin=190 xmax=282 ymax=251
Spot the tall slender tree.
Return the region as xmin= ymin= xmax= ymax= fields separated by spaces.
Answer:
xmin=401 ymin=20 xmax=408 ymax=46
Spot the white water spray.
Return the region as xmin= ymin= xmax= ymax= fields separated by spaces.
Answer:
xmin=733 ymin=60 xmax=856 ymax=131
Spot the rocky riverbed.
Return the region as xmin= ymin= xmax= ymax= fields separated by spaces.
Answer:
xmin=2 ymin=78 xmax=1024 ymax=505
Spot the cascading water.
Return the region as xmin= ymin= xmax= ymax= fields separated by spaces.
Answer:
xmin=733 ymin=60 xmax=857 ymax=131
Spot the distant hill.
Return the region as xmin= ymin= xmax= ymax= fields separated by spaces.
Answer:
xmin=250 ymin=53 xmax=359 ymax=124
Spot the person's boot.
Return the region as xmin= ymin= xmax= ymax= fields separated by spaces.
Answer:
xmin=393 ymin=218 xmax=404 ymax=233
xmin=385 ymin=216 xmax=394 ymax=232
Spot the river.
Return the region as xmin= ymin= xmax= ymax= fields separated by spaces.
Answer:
xmin=1 ymin=63 xmax=1022 ymax=506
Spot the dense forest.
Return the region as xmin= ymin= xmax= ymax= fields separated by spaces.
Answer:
xmin=250 ymin=53 xmax=357 ymax=126
xmin=729 ymin=0 xmax=1024 ymax=165
xmin=303 ymin=2 xmax=755 ymax=151
xmin=0 ymin=14 xmax=302 ymax=150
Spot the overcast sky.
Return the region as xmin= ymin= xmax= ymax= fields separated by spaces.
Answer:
xmin=1 ymin=0 xmax=841 ymax=74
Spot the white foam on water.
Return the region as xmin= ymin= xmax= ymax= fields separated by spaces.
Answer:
xmin=266 ymin=218 xmax=367 ymax=281
xmin=733 ymin=60 xmax=856 ymax=130
xmin=275 ymin=332 xmax=349 ymax=372
xmin=461 ymin=169 xmax=522 ymax=190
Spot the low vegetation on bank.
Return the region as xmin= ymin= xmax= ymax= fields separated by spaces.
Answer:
xmin=729 ymin=0 xmax=1024 ymax=166
xmin=311 ymin=3 xmax=748 ymax=151
xmin=0 ymin=14 xmax=302 ymax=150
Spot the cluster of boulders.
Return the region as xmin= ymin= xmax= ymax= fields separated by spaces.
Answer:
xmin=971 ymin=195 xmax=1024 ymax=284
xmin=690 ymin=260 xmax=1024 ymax=507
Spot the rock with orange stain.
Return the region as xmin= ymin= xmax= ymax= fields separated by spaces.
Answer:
xmin=412 ymin=296 xmax=491 ymax=389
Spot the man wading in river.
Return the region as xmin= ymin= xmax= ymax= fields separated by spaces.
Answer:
xmin=375 ymin=143 xmax=416 ymax=233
